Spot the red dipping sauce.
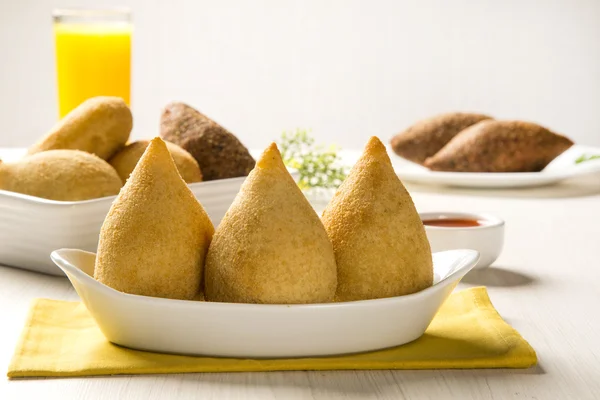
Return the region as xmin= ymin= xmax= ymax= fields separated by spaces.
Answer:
xmin=422 ymin=218 xmax=484 ymax=228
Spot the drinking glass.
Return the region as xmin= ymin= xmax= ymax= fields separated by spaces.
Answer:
xmin=53 ymin=8 xmax=132 ymax=118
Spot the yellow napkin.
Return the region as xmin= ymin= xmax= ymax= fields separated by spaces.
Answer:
xmin=7 ymin=287 xmax=536 ymax=378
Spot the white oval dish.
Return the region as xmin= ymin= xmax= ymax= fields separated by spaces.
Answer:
xmin=51 ymin=248 xmax=479 ymax=358
xmin=0 ymin=171 xmax=298 ymax=276
xmin=394 ymin=144 xmax=600 ymax=188
xmin=421 ymin=212 xmax=504 ymax=270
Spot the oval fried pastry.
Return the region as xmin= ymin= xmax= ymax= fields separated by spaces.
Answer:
xmin=160 ymin=102 xmax=255 ymax=181
xmin=0 ymin=150 xmax=122 ymax=201
xmin=391 ymin=112 xmax=492 ymax=165
xmin=424 ymin=120 xmax=574 ymax=172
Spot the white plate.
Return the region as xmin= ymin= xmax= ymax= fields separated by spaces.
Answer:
xmin=0 ymin=147 xmax=298 ymax=275
xmin=393 ymin=144 xmax=600 ymax=188
xmin=51 ymin=248 xmax=479 ymax=358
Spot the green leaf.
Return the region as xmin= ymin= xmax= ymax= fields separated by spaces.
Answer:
xmin=278 ymin=129 xmax=348 ymax=190
xmin=575 ymin=154 xmax=600 ymax=164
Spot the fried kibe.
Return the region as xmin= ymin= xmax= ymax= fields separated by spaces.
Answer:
xmin=160 ymin=102 xmax=256 ymax=181
xmin=391 ymin=112 xmax=492 ymax=164
xmin=94 ymin=137 xmax=214 ymax=300
xmin=0 ymin=150 xmax=122 ymax=201
xmin=28 ymin=96 xmax=132 ymax=160
xmin=424 ymin=120 xmax=574 ymax=172
xmin=204 ymin=143 xmax=337 ymax=304
xmin=322 ymin=136 xmax=433 ymax=301
xmin=109 ymin=140 xmax=203 ymax=183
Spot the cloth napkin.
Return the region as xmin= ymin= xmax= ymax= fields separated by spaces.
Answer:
xmin=7 ymin=287 xmax=536 ymax=378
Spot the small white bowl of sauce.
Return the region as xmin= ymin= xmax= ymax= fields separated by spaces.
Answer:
xmin=420 ymin=212 xmax=505 ymax=270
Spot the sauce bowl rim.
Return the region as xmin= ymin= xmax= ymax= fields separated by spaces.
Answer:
xmin=419 ymin=211 xmax=504 ymax=230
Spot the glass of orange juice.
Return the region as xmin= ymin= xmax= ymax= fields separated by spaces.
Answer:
xmin=53 ymin=8 xmax=132 ymax=118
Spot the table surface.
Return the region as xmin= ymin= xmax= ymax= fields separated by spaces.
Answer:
xmin=1 ymin=170 xmax=599 ymax=400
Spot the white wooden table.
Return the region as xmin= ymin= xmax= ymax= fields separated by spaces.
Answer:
xmin=1 ymin=174 xmax=599 ymax=400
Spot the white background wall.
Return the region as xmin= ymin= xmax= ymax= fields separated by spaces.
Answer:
xmin=1 ymin=0 xmax=599 ymax=149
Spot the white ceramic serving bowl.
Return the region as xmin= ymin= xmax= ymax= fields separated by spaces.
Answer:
xmin=0 ymin=171 xmax=297 ymax=276
xmin=51 ymin=248 xmax=479 ymax=358
xmin=420 ymin=212 xmax=504 ymax=270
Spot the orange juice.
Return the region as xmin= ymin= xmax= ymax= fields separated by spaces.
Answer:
xmin=54 ymin=21 xmax=131 ymax=117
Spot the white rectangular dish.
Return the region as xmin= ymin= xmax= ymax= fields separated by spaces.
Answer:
xmin=0 ymin=177 xmax=249 ymax=275
xmin=51 ymin=248 xmax=479 ymax=358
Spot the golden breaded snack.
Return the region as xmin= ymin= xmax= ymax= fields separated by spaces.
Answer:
xmin=0 ymin=150 xmax=122 ymax=201
xmin=109 ymin=140 xmax=203 ymax=183
xmin=322 ymin=136 xmax=433 ymax=301
xmin=204 ymin=143 xmax=337 ymax=304
xmin=94 ymin=137 xmax=215 ymax=300
xmin=28 ymin=96 xmax=132 ymax=160
xmin=160 ymin=102 xmax=255 ymax=180
xmin=391 ymin=112 xmax=492 ymax=165
xmin=424 ymin=120 xmax=574 ymax=172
